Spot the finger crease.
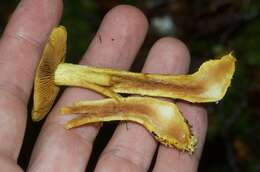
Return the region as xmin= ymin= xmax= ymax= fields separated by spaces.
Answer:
xmin=4 ymin=32 xmax=42 ymax=49
xmin=101 ymin=145 xmax=148 ymax=171
xmin=49 ymin=122 xmax=96 ymax=148
xmin=0 ymin=81 xmax=28 ymax=105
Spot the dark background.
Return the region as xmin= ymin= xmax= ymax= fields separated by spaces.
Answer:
xmin=1 ymin=0 xmax=260 ymax=171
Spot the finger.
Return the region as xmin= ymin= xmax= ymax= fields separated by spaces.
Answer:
xmin=94 ymin=37 xmax=190 ymax=172
xmin=28 ymin=5 xmax=148 ymax=172
xmin=0 ymin=0 xmax=62 ymax=162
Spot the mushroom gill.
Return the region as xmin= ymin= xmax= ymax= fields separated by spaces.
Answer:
xmin=32 ymin=26 xmax=67 ymax=121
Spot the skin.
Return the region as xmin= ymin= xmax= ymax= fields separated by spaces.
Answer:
xmin=0 ymin=0 xmax=207 ymax=171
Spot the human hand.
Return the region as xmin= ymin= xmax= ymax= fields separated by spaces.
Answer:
xmin=0 ymin=0 xmax=207 ymax=171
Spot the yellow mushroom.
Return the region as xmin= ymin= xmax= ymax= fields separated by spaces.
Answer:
xmin=32 ymin=26 xmax=236 ymax=153
xmin=33 ymin=25 xmax=236 ymax=121
xmin=61 ymin=96 xmax=197 ymax=152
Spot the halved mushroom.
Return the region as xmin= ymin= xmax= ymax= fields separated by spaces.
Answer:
xmin=61 ymin=96 xmax=197 ymax=152
xmin=32 ymin=26 xmax=236 ymax=153
xmin=33 ymin=25 xmax=235 ymax=122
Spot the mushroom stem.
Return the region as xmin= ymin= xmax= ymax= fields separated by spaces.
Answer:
xmin=53 ymin=53 xmax=236 ymax=103
xmin=61 ymin=96 xmax=197 ymax=152
xmin=54 ymin=63 xmax=121 ymax=99
xmin=54 ymin=63 xmax=112 ymax=87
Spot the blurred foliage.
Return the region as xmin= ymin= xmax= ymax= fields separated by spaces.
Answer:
xmin=61 ymin=0 xmax=100 ymax=63
xmin=0 ymin=0 xmax=260 ymax=171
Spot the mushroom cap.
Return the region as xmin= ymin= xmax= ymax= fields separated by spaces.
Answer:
xmin=32 ymin=26 xmax=67 ymax=121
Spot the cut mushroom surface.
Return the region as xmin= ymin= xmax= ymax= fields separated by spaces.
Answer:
xmin=110 ymin=53 xmax=235 ymax=102
xmin=55 ymin=53 xmax=236 ymax=102
xmin=61 ymin=96 xmax=197 ymax=152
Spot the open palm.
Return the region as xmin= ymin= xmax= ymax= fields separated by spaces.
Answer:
xmin=0 ymin=0 xmax=207 ymax=171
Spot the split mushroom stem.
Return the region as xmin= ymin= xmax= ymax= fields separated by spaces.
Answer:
xmin=54 ymin=53 xmax=235 ymax=103
xmin=61 ymin=96 xmax=197 ymax=152
xmin=55 ymin=64 xmax=112 ymax=86
xmin=54 ymin=65 xmax=122 ymax=99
